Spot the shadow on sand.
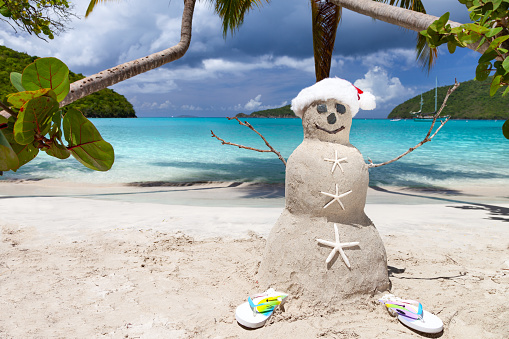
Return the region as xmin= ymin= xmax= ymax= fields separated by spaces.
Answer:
xmin=370 ymin=186 xmax=509 ymax=223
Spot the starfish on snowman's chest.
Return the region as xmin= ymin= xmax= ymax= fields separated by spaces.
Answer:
xmin=323 ymin=150 xmax=347 ymax=174
xmin=320 ymin=184 xmax=352 ymax=210
xmin=316 ymin=223 xmax=359 ymax=267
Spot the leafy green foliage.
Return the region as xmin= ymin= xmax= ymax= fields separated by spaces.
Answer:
xmin=0 ymin=45 xmax=136 ymax=118
xmin=388 ymin=77 xmax=509 ymax=119
xmin=236 ymin=105 xmax=297 ymax=118
xmin=0 ymin=56 xmax=115 ymax=173
xmin=22 ymin=57 xmax=70 ymax=101
xmin=503 ymin=119 xmax=509 ymax=139
xmin=422 ymin=1 xmax=509 ymax=136
xmin=63 ymin=109 xmax=114 ymax=171
xmin=0 ymin=0 xmax=74 ymax=39
xmin=13 ymin=95 xmax=59 ymax=145
xmin=0 ymin=129 xmax=18 ymax=171
xmin=7 ymin=88 xmax=53 ymax=108
xmin=10 ymin=72 xmax=23 ymax=91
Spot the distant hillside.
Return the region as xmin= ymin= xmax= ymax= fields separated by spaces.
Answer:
xmin=236 ymin=105 xmax=297 ymax=118
xmin=0 ymin=45 xmax=136 ymax=118
xmin=388 ymin=78 xmax=509 ymax=120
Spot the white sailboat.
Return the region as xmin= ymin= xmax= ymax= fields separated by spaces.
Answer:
xmin=412 ymin=78 xmax=450 ymax=122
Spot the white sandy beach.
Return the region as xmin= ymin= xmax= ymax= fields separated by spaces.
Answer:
xmin=1 ymin=180 xmax=508 ymax=338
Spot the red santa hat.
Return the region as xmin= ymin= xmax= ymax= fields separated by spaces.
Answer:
xmin=291 ymin=77 xmax=376 ymax=118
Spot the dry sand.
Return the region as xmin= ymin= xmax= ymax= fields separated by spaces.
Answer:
xmin=1 ymin=180 xmax=508 ymax=338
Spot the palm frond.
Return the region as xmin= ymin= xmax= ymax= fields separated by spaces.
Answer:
xmin=416 ymin=32 xmax=438 ymax=73
xmin=85 ymin=0 xmax=119 ymax=18
xmin=376 ymin=0 xmax=426 ymax=14
xmin=212 ymin=0 xmax=270 ymax=37
xmin=311 ymin=0 xmax=341 ymax=82
xmin=376 ymin=0 xmax=438 ymax=71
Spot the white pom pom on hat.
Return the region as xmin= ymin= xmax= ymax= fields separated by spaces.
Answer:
xmin=291 ymin=77 xmax=376 ymax=118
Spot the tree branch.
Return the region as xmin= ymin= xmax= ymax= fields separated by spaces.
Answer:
xmin=331 ymin=0 xmax=489 ymax=54
xmin=368 ymin=80 xmax=460 ymax=168
xmin=0 ymin=101 xmax=17 ymax=118
xmin=211 ymin=117 xmax=287 ymax=166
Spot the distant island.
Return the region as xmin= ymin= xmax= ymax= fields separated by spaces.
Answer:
xmin=0 ymin=45 xmax=136 ymax=118
xmin=388 ymin=78 xmax=509 ymax=120
xmin=236 ymin=105 xmax=297 ymax=118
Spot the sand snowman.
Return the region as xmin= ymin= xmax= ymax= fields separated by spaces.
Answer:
xmin=259 ymin=78 xmax=390 ymax=305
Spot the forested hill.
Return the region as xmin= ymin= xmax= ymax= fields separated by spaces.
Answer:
xmin=0 ymin=45 xmax=136 ymax=118
xmin=388 ymin=78 xmax=509 ymax=120
xmin=236 ymin=105 xmax=297 ymax=118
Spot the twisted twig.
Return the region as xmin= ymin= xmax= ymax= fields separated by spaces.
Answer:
xmin=211 ymin=117 xmax=287 ymax=166
xmin=368 ymin=80 xmax=460 ymax=168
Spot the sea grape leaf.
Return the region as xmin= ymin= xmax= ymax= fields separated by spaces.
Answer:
xmin=49 ymin=110 xmax=63 ymax=139
xmin=475 ymin=62 xmax=490 ymax=81
xmin=447 ymin=41 xmax=457 ymax=53
xmin=13 ymin=96 xmax=59 ymax=145
xmin=2 ymin=120 xmax=39 ymax=170
xmin=46 ymin=139 xmax=70 ymax=159
xmin=0 ymin=130 xmax=19 ymax=171
xmin=10 ymin=72 xmax=24 ymax=92
xmin=503 ymin=120 xmax=509 ymax=139
xmin=502 ymin=57 xmax=509 ymax=72
xmin=489 ymin=35 xmax=509 ymax=49
xmin=63 ymin=109 xmax=114 ymax=171
xmin=490 ymin=75 xmax=502 ymax=96
xmin=7 ymin=89 xmax=54 ymax=109
xmin=22 ymin=57 xmax=70 ymax=102
xmin=486 ymin=26 xmax=503 ymax=37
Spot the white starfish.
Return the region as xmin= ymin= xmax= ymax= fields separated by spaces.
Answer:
xmin=317 ymin=223 xmax=359 ymax=267
xmin=324 ymin=150 xmax=347 ymax=174
xmin=320 ymin=184 xmax=352 ymax=210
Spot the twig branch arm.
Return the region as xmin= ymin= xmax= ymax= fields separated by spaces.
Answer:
xmin=367 ymin=81 xmax=460 ymax=168
xmin=211 ymin=117 xmax=287 ymax=166
xmin=210 ymin=130 xmax=272 ymax=153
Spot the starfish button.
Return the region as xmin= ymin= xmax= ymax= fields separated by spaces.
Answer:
xmin=317 ymin=223 xmax=359 ymax=267
xmin=320 ymin=184 xmax=352 ymax=210
xmin=324 ymin=150 xmax=347 ymax=174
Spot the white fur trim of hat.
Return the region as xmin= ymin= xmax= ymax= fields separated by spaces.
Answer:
xmin=290 ymin=77 xmax=376 ymax=118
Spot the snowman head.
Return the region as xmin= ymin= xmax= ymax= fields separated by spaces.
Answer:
xmin=291 ymin=78 xmax=376 ymax=143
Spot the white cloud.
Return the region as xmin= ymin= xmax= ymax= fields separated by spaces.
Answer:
xmin=233 ymin=95 xmax=288 ymax=112
xmin=159 ymin=100 xmax=172 ymax=109
xmin=181 ymin=105 xmax=203 ymax=111
xmin=110 ymin=54 xmax=316 ymax=95
xmin=244 ymin=94 xmax=262 ymax=110
xmin=354 ymin=66 xmax=415 ymax=105
xmin=360 ymin=48 xmax=416 ymax=69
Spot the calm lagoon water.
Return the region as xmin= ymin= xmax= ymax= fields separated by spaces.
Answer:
xmin=2 ymin=118 xmax=508 ymax=190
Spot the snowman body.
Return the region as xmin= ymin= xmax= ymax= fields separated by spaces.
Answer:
xmin=259 ymin=86 xmax=390 ymax=305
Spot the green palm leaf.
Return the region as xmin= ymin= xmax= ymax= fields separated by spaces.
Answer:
xmin=212 ymin=0 xmax=270 ymax=37
xmin=311 ymin=0 xmax=341 ymax=82
xmin=375 ymin=0 xmax=436 ymax=71
xmin=416 ymin=32 xmax=438 ymax=72
xmin=86 ymin=0 xmax=119 ymax=18
xmin=377 ymin=0 xmax=425 ymax=14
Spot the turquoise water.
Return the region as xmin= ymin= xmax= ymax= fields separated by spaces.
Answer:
xmin=1 ymin=118 xmax=508 ymax=189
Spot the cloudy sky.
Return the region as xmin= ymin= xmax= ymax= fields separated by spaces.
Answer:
xmin=0 ymin=0 xmax=478 ymax=118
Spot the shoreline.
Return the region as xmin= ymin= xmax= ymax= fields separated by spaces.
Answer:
xmin=1 ymin=178 xmax=508 ymax=206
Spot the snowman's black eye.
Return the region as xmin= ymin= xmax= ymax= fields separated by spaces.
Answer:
xmin=336 ymin=104 xmax=346 ymax=114
xmin=317 ymin=104 xmax=327 ymax=113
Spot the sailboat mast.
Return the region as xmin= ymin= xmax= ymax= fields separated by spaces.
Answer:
xmin=435 ymin=77 xmax=438 ymax=113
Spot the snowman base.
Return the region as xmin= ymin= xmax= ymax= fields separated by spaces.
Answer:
xmin=258 ymin=210 xmax=390 ymax=306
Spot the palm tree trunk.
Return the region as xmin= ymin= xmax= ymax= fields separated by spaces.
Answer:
xmin=311 ymin=0 xmax=341 ymax=82
xmin=60 ymin=0 xmax=196 ymax=107
xmin=330 ymin=0 xmax=487 ymax=54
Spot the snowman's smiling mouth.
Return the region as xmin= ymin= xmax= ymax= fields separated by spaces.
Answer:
xmin=315 ymin=124 xmax=345 ymax=134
